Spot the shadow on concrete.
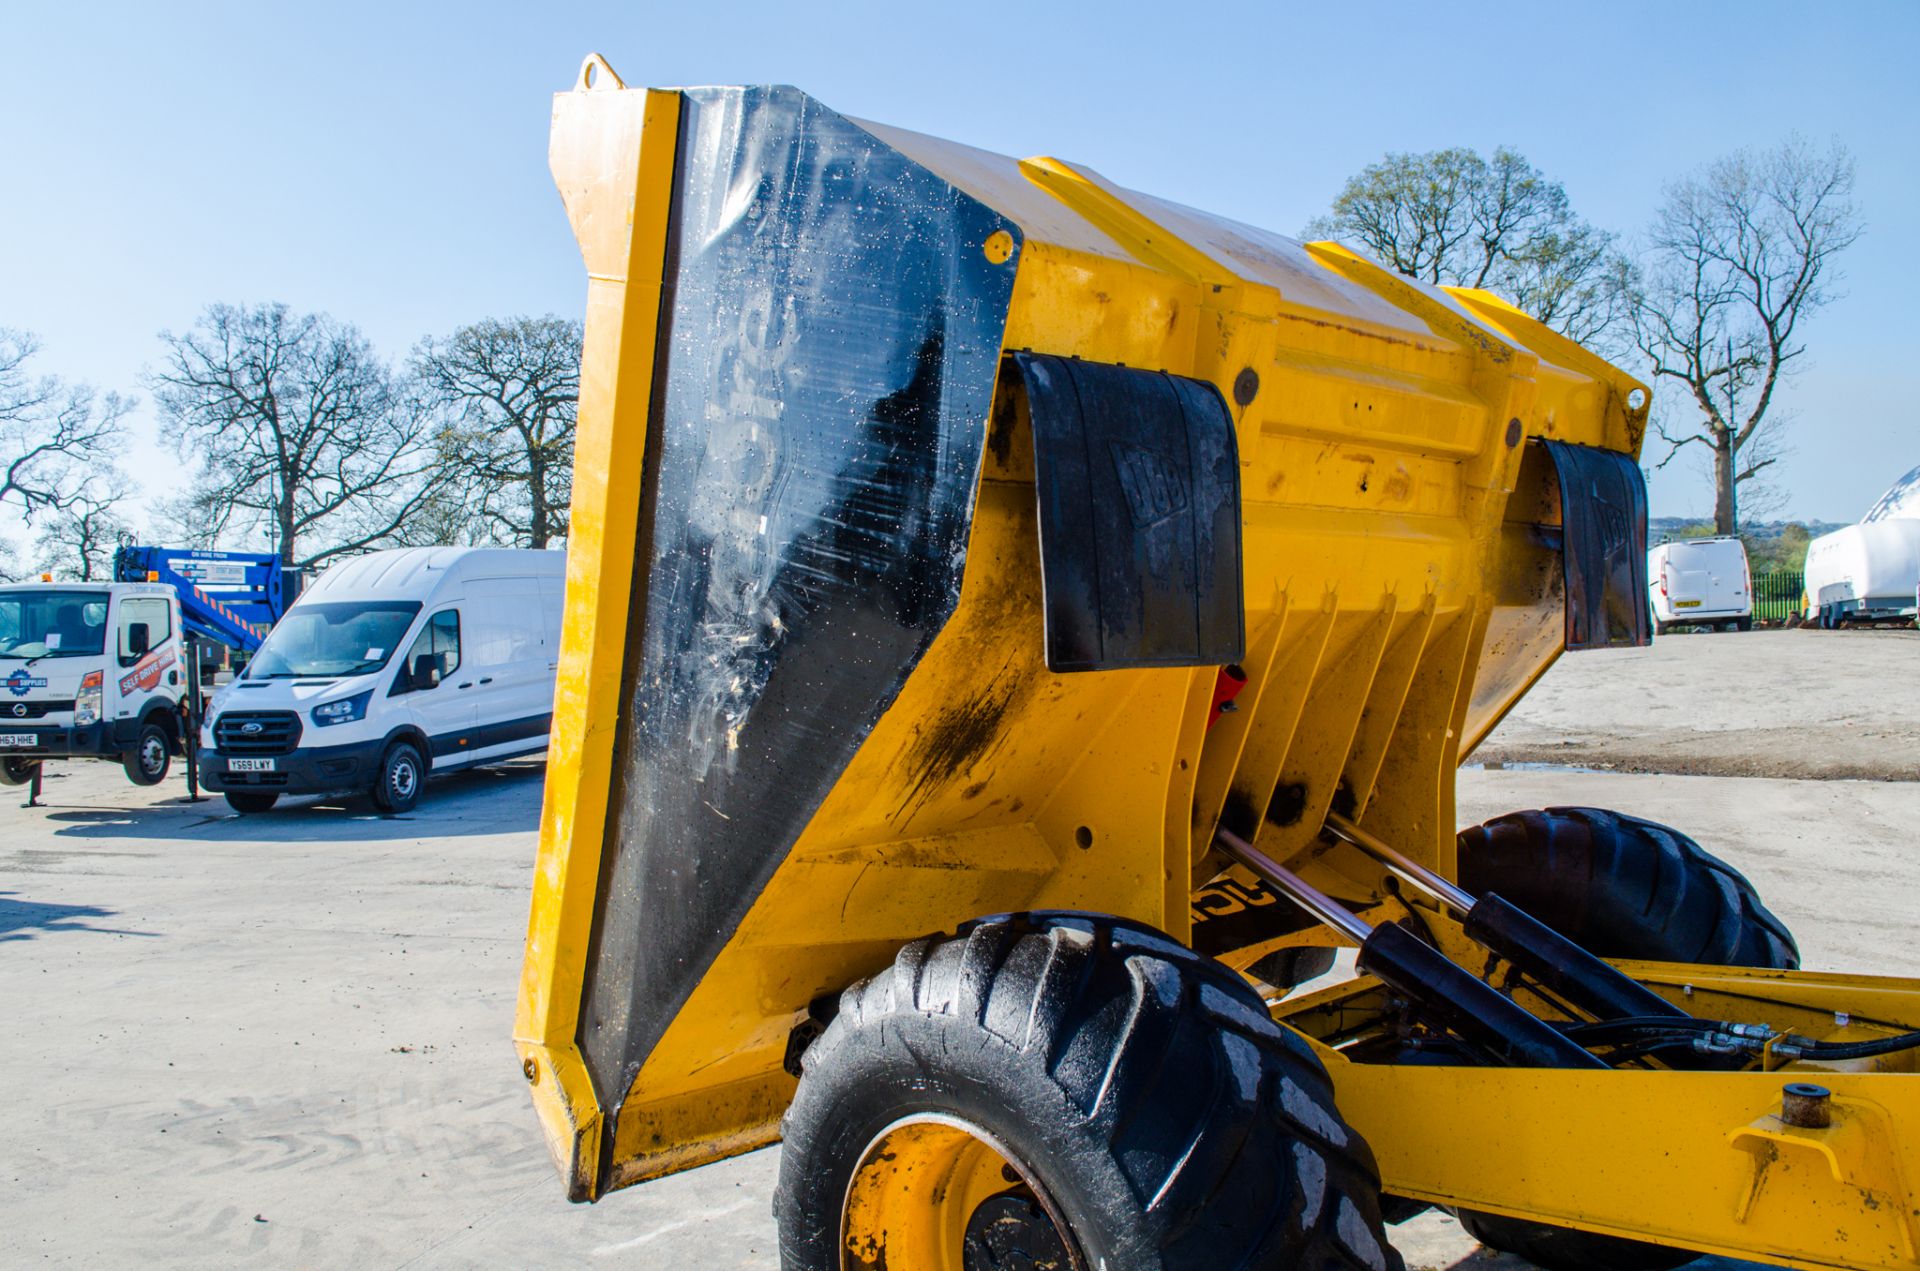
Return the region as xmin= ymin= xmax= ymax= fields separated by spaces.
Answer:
xmin=0 ymin=891 xmax=158 ymax=942
xmin=33 ymin=760 xmax=547 ymax=845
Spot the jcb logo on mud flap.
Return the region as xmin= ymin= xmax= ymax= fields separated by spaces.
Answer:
xmin=1190 ymin=876 xmax=1279 ymax=921
xmin=1109 ymin=442 xmax=1188 ymax=528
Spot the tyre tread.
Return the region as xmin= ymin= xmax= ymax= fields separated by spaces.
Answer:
xmin=780 ymin=911 xmax=1400 ymax=1271
xmin=1457 ymin=806 xmax=1798 ymax=970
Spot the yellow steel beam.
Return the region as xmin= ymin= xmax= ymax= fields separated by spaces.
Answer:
xmin=1327 ymin=1056 xmax=1920 ymax=1270
xmin=513 ymin=60 xmax=680 ymax=1200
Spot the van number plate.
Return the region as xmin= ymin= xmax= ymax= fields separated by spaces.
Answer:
xmin=1674 ymin=600 xmax=1702 ymax=608
xmin=0 ymin=733 xmax=33 ymax=749
xmin=228 ymin=758 xmax=277 ymax=773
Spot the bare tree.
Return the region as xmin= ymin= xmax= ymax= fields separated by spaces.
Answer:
xmin=1617 ymin=138 xmax=1860 ymax=533
xmin=1305 ymin=147 xmax=1619 ymax=342
xmin=1 ymin=329 xmax=133 ymax=522
xmin=412 ymin=316 xmax=581 ymax=548
xmin=151 ymin=303 xmax=439 ymax=568
xmin=35 ymin=474 xmax=134 ymax=580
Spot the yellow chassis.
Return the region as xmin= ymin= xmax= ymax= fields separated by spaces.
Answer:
xmin=1257 ymin=902 xmax=1920 ymax=1270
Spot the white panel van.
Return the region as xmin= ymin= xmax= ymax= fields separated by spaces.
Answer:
xmin=198 ymin=547 xmax=565 ymax=814
xmin=1647 ymin=537 xmax=1752 ymax=634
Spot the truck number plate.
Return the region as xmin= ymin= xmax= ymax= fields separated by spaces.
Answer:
xmin=1674 ymin=599 xmax=1702 ymax=608
xmin=228 ymin=758 xmax=277 ymax=773
xmin=0 ymin=733 xmax=33 ymax=749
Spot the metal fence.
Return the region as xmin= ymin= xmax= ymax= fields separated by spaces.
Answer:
xmin=1751 ymin=570 xmax=1804 ymax=623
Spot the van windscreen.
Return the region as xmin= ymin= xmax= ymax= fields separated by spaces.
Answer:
xmin=247 ymin=602 xmax=422 ymax=679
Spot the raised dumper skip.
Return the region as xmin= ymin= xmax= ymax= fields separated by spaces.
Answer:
xmin=517 ymin=55 xmax=1920 ymax=1271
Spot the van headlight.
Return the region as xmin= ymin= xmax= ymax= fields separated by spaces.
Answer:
xmin=311 ymin=689 xmax=374 ymax=728
xmin=74 ymin=671 xmax=104 ymax=727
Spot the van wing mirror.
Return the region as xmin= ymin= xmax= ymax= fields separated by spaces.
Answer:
xmin=127 ymin=623 xmax=151 ymax=658
xmin=409 ymin=653 xmax=441 ymax=691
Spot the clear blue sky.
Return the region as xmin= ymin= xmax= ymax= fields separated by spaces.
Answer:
xmin=4 ymin=1 xmax=1914 ymax=542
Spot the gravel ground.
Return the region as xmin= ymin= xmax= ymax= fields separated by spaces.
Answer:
xmin=1474 ymin=626 xmax=1920 ymax=781
xmin=3 ymin=626 xmax=1917 ymax=1268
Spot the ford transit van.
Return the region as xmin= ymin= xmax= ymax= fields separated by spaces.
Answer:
xmin=198 ymin=547 xmax=564 ymax=813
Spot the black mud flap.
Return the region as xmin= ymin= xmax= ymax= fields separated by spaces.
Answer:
xmin=1542 ymin=439 xmax=1650 ymax=650
xmin=576 ymin=87 xmax=1021 ymax=1130
xmin=1011 ymin=353 xmax=1245 ymax=672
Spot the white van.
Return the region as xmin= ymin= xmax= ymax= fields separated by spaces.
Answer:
xmin=0 ymin=580 xmax=188 ymax=788
xmin=1647 ymin=537 xmax=1752 ymax=634
xmin=198 ymin=547 xmax=565 ymax=814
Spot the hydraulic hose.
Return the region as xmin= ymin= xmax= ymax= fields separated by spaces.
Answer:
xmin=1789 ymin=1030 xmax=1920 ymax=1060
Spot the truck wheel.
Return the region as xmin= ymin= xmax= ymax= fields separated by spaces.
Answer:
xmin=372 ymin=741 xmax=424 ymax=814
xmin=0 ymin=756 xmax=41 ymax=786
xmin=776 ymin=912 xmax=1402 ymax=1271
xmin=122 ymin=723 xmax=172 ymax=786
xmin=1451 ymin=807 xmax=1799 ymax=1271
xmin=224 ymin=791 xmax=280 ymax=814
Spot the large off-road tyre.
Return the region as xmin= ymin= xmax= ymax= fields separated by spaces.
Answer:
xmin=776 ymin=912 xmax=1402 ymax=1271
xmin=1451 ymin=807 xmax=1799 ymax=1271
xmin=122 ymin=722 xmax=172 ymax=787
xmin=1457 ymin=806 xmax=1798 ymax=971
xmin=371 ymin=741 xmax=424 ymax=814
xmin=0 ymin=756 xmax=41 ymax=786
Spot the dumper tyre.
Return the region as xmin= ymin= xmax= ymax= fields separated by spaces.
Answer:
xmin=1456 ymin=806 xmax=1798 ymax=971
xmin=372 ymin=741 xmax=424 ymax=814
xmin=1451 ymin=807 xmax=1800 ymax=1271
xmin=122 ymin=722 xmax=172 ymax=786
xmin=0 ymin=756 xmax=40 ymax=786
xmin=224 ymin=791 xmax=279 ymax=814
xmin=776 ymin=911 xmax=1403 ymax=1271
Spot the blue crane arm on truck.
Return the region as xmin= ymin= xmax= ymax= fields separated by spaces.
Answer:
xmin=112 ymin=546 xmax=289 ymax=653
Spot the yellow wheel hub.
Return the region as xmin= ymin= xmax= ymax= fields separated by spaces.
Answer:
xmin=840 ymin=1115 xmax=1080 ymax=1271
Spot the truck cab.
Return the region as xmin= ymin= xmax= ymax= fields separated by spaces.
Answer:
xmin=0 ymin=580 xmax=187 ymax=788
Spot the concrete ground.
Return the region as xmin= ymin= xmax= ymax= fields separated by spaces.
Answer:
xmin=1474 ymin=626 xmax=1920 ymax=781
xmin=3 ymin=629 xmax=1917 ymax=1268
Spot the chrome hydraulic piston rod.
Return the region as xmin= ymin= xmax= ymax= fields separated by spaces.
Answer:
xmin=1214 ymin=827 xmax=1603 ymax=1069
xmin=1323 ymin=812 xmax=1687 ymax=1025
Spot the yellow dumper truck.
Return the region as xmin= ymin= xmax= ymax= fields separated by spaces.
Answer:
xmin=517 ymin=56 xmax=1920 ymax=1271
